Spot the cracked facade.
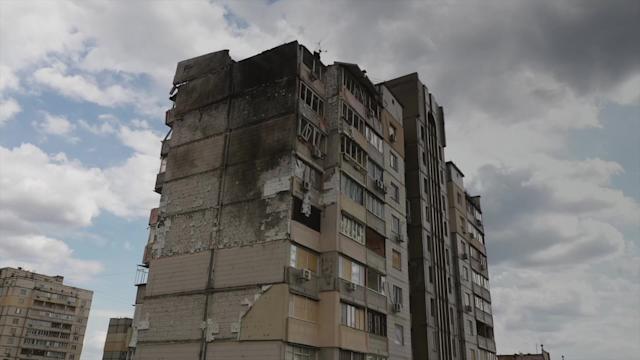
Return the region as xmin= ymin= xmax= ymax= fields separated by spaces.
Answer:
xmin=128 ymin=41 xmax=496 ymax=360
xmin=0 ymin=267 xmax=93 ymax=360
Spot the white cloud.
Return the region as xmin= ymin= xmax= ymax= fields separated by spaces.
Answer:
xmin=0 ymin=234 xmax=103 ymax=284
xmin=34 ymin=112 xmax=76 ymax=136
xmin=0 ymin=97 xmax=21 ymax=126
xmin=0 ymin=65 xmax=20 ymax=92
xmin=33 ymin=65 xmax=130 ymax=106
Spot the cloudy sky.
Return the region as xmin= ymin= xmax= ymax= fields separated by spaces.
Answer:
xmin=0 ymin=1 xmax=638 ymax=359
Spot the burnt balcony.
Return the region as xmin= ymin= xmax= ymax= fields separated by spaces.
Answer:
xmin=154 ymin=172 xmax=165 ymax=194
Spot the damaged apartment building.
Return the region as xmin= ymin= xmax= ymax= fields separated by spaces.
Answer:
xmin=127 ymin=42 xmax=496 ymax=360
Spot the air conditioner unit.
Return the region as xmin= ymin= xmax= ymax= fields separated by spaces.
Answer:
xmin=392 ymin=303 xmax=403 ymax=313
xmin=312 ymin=147 xmax=323 ymax=159
xmin=464 ymin=305 xmax=472 ymax=313
xmin=375 ymin=179 xmax=385 ymax=192
xmin=299 ymin=269 xmax=312 ymax=281
xmin=345 ymin=282 xmax=357 ymax=291
xmin=344 ymin=125 xmax=353 ymax=137
xmin=389 ymin=133 xmax=397 ymax=142
xmin=302 ymin=180 xmax=311 ymax=191
xmin=394 ymin=233 xmax=405 ymax=243
xmin=460 ymin=253 xmax=468 ymax=260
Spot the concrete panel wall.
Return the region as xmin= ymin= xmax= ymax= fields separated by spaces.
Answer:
xmin=170 ymin=103 xmax=227 ymax=147
xmin=135 ymin=342 xmax=200 ymax=360
xmin=165 ymin=135 xmax=225 ymax=181
xmin=137 ymin=294 xmax=205 ymax=342
xmin=226 ymin=115 xmax=296 ymax=165
xmin=239 ymin=284 xmax=288 ymax=341
xmin=158 ymin=208 xmax=217 ymax=257
xmin=161 ymin=170 xmax=220 ymax=216
xmin=217 ymin=193 xmax=289 ymax=248
xmin=146 ymin=252 xmax=211 ymax=296
xmin=213 ymin=240 xmax=288 ymax=288
xmin=206 ymin=340 xmax=283 ymax=360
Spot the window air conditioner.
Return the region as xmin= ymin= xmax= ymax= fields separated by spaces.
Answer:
xmin=389 ymin=133 xmax=397 ymax=142
xmin=392 ymin=303 xmax=403 ymax=313
xmin=299 ymin=269 xmax=312 ymax=281
xmin=302 ymin=181 xmax=311 ymax=192
xmin=394 ymin=233 xmax=405 ymax=243
xmin=464 ymin=305 xmax=472 ymax=313
xmin=460 ymin=253 xmax=468 ymax=260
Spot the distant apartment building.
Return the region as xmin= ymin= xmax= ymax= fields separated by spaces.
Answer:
xmin=446 ymin=163 xmax=497 ymax=360
xmin=101 ymin=318 xmax=134 ymax=360
xmin=0 ymin=267 xmax=93 ymax=360
xmin=129 ymin=41 xmax=496 ymax=360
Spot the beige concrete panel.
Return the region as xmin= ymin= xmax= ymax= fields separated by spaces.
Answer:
xmin=366 ymin=249 xmax=386 ymax=275
xmin=340 ymin=195 xmax=366 ymax=224
xmin=366 ymin=212 xmax=386 ymax=237
xmin=135 ymin=342 xmax=200 ymax=360
xmin=291 ymin=220 xmax=320 ymax=252
xmin=239 ymin=284 xmax=288 ymax=341
xmin=339 ymin=235 xmax=366 ymax=265
xmin=146 ymin=252 xmax=210 ymax=297
xmin=367 ymin=334 xmax=389 ymax=355
xmin=287 ymin=318 xmax=320 ymax=347
xmin=206 ymin=340 xmax=283 ymax=359
xmin=319 ymin=204 xmax=339 ymax=253
xmin=213 ymin=240 xmax=288 ymax=288
xmin=317 ymin=291 xmax=340 ymax=348
xmin=339 ymin=325 xmax=367 ymax=353
xmin=341 ymin=160 xmax=366 ymax=185
xmin=366 ymin=289 xmax=387 ymax=314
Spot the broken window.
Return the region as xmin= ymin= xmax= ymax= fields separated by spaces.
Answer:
xmin=365 ymin=125 xmax=384 ymax=153
xmin=340 ymin=174 xmax=364 ymax=205
xmin=294 ymin=157 xmax=321 ymax=189
xmin=340 ymin=213 xmax=365 ymax=244
xmin=341 ymin=135 xmax=367 ymax=169
xmin=366 ymin=227 xmax=385 ymax=257
xmin=365 ymin=192 xmax=384 ymax=219
xmin=342 ymin=69 xmax=379 ymax=120
xmin=297 ymin=116 xmax=326 ymax=154
xmin=367 ymin=309 xmax=387 ymax=336
xmin=366 ymin=268 xmax=386 ymax=295
xmin=342 ymin=102 xmax=365 ymax=134
xmin=159 ymin=156 xmax=167 ymax=173
xmin=292 ymin=196 xmax=321 ymax=232
xmin=390 ymin=182 xmax=400 ymax=203
xmin=301 ymin=48 xmax=324 ymax=81
xmin=299 ymin=82 xmax=324 ymax=116
xmin=367 ymin=158 xmax=384 ymax=182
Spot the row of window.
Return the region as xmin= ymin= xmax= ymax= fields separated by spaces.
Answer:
xmin=297 ymin=116 xmax=326 ymax=154
xmin=340 ymin=174 xmax=386 ymax=220
xmin=26 ymin=328 xmax=69 ymax=339
xmin=340 ymin=303 xmax=404 ymax=344
xmin=472 ymin=271 xmax=490 ymax=289
xmin=475 ymin=295 xmax=492 ymax=314
xmin=342 ymin=69 xmax=380 ymax=120
xmin=300 ymin=82 xmax=324 ymax=116
xmin=23 ymin=337 xmax=68 ymax=348
xmin=342 ymin=136 xmax=367 ymax=169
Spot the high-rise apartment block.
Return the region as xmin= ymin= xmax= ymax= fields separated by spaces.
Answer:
xmin=128 ymin=41 xmax=496 ymax=360
xmin=101 ymin=318 xmax=134 ymax=360
xmin=0 ymin=267 xmax=93 ymax=360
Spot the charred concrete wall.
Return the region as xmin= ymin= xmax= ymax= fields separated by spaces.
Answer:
xmin=136 ymin=42 xmax=301 ymax=359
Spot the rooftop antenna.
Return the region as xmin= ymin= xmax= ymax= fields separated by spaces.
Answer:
xmin=315 ymin=41 xmax=327 ymax=56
